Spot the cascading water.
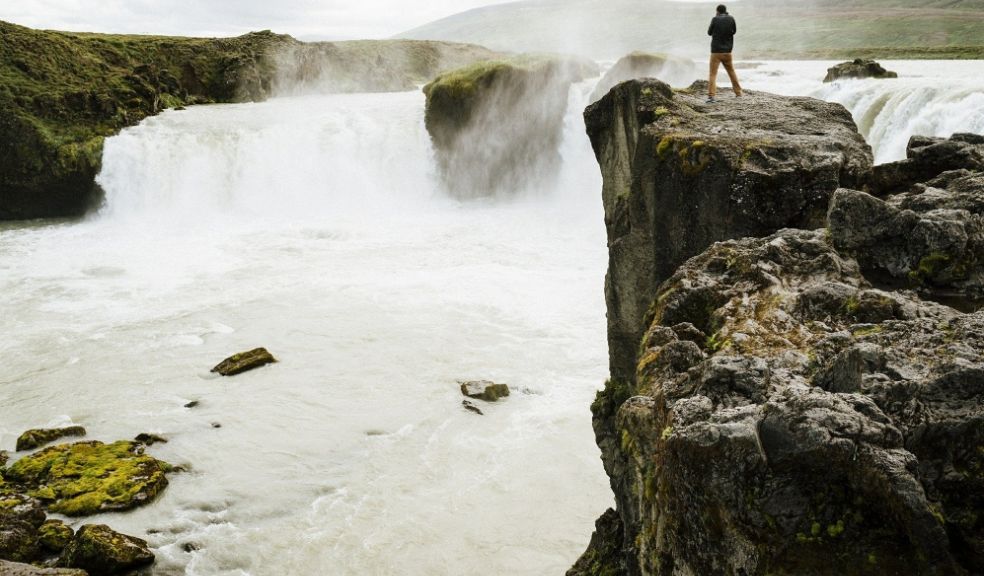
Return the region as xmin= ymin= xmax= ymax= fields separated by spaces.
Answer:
xmin=2 ymin=60 xmax=983 ymax=576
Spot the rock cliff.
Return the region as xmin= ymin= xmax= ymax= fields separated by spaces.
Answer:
xmin=0 ymin=20 xmax=499 ymax=220
xmin=575 ymin=79 xmax=984 ymax=575
xmin=423 ymin=55 xmax=598 ymax=198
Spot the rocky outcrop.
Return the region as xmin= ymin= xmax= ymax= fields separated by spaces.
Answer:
xmin=870 ymin=134 xmax=984 ymax=197
xmin=584 ymin=78 xmax=871 ymax=384
xmin=4 ymin=440 xmax=170 ymax=516
xmin=16 ymin=427 xmax=87 ymax=452
xmin=423 ymin=55 xmax=598 ymax=198
xmin=823 ymin=59 xmax=898 ymax=83
xmin=59 ymin=524 xmax=154 ymax=574
xmin=0 ymin=20 xmax=500 ymax=220
xmin=576 ymin=78 xmax=984 ymax=575
xmin=590 ymin=52 xmax=695 ymax=103
xmin=211 ymin=347 xmax=277 ymax=376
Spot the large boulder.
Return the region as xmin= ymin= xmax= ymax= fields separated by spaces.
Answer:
xmin=870 ymin=134 xmax=984 ymax=197
xmin=4 ymin=441 xmax=170 ymax=516
xmin=574 ymin=228 xmax=984 ymax=575
xmin=829 ymin=173 xmax=984 ymax=305
xmin=823 ymin=58 xmax=898 ymax=83
xmin=59 ymin=524 xmax=154 ymax=574
xmin=423 ymin=55 xmax=598 ymax=198
xmin=583 ymin=78 xmax=872 ymax=384
xmin=590 ymin=52 xmax=696 ymax=103
xmin=16 ymin=427 xmax=87 ymax=452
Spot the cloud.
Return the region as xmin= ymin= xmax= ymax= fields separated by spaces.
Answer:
xmin=0 ymin=0 xmax=510 ymax=39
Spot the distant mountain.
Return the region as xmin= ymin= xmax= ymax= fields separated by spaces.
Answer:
xmin=398 ymin=0 xmax=984 ymax=59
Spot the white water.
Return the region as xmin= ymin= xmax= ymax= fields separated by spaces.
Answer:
xmin=1 ymin=61 xmax=982 ymax=576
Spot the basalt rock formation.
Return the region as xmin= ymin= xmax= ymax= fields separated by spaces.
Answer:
xmin=823 ymin=59 xmax=898 ymax=83
xmin=0 ymin=20 xmax=499 ymax=220
xmin=589 ymin=52 xmax=696 ymax=103
xmin=423 ymin=55 xmax=598 ymax=198
xmin=584 ymin=78 xmax=871 ymax=384
xmin=574 ymin=78 xmax=984 ymax=575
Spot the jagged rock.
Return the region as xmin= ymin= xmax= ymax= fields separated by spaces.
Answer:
xmin=134 ymin=433 xmax=168 ymax=446
xmin=829 ymin=172 xmax=984 ymax=304
xmin=823 ymin=58 xmax=898 ymax=83
xmin=870 ymin=134 xmax=984 ymax=196
xmin=59 ymin=524 xmax=154 ymax=574
xmin=584 ymin=78 xmax=872 ymax=383
xmin=459 ymin=380 xmax=511 ymax=401
xmin=4 ymin=441 xmax=170 ymax=516
xmin=567 ymin=508 xmax=625 ymax=576
xmin=423 ymin=55 xmax=598 ymax=198
xmin=0 ymin=494 xmax=45 ymax=563
xmin=16 ymin=427 xmax=87 ymax=452
xmin=38 ymin=520 xmax=74 ymax=554
xmin=0 ymin=560 xmax=86 ymax=575
xmin=211 ymin=348 xmax=277 ymax=376
xmin=590 ymin=52 xmax=696 ymax=102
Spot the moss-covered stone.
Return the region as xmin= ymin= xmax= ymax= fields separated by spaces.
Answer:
xmin=16 ymin=427 xmax=87 ymax=452
xmin=459 ymin=380 xmax=510 ymax=402
xmin=37 ymin=520 xmax=73 ymax=554
xmin=5 ymin=441 xmax=170 ymax=517
xmin=211 ymin=347 xmax=277 ymax=376
xmin=59 ymin=524 xmax=154 ymax=574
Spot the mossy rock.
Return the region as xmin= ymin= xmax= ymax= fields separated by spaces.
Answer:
xmin=16 ymin=427 xmax=87 ymax=452
xmin=38 ymin=520 xmax=73 ymax=554
xmin=459 ymin=380 xmax=510 ymax=402
xmin=211 ymin=347 xmax=277 ymax=376
xmin=5 ymin=441 xmax=170 ymax=517
xmin=59 ymin=524 xmax=154 ymax=574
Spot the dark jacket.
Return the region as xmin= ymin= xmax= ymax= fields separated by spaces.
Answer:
xmin=708 ymin=13 xmax=737 ymax=53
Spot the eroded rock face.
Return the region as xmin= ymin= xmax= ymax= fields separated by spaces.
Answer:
xmin=823 ymin=59 xmax=898 ymax=83
xmin=423 ymin=56 xmax=597 ymax=198
xmin=16 ymin=427 xmax=87 ymax=452
xmin=870 ymin=134 xmax=984 ymax=197
xmin=584 ymin=78 xmax=872 ymax=383
xmin=59 ymin=524 xmax=154 ymax=574
xmin=578 ymin=229 xmax=984 ymax=575
xmin=4 ymin=441 xmax=170 ymax=516
xmin=589 ymin=52 xmax=696 ymax=103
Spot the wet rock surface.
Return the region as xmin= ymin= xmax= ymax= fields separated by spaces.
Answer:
xmin=576 ymin=80 xmax=984 ymax=575
xmin=16 ymin=427 xmax=87 ymax=452
xmin=59 ymin=524 xmax=154 ymax=574
xmin=4 ymin=440 xmax=170 ymax=516
xmin=823 ymin=58 xmax=898 ymax=83
xmin=459 ymin=380 xmax=511 ymax=402
xmin=423 ymin=55 xmax=597 ymax=198
xmin=584 ymin=78 xmax=872 ymax=383
xmin=211 ymin=347 xmax=277 ymax=376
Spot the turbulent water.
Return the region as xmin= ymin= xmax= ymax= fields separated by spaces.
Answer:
xmin=1 ymin=61 xmax=983 ymax=575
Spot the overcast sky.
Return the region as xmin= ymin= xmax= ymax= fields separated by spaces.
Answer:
xmin=0 ymin=0 xmax=510 ymax=39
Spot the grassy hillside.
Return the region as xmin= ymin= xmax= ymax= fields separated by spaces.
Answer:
xmin=399 ymin=0 xmax=984 ymax=60
xmin=0 ymin=20 xmax=499 ymax=219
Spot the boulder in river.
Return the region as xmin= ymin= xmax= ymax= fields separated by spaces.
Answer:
xmin=823 ymin=58 xmax=898 ymax=82
xmin=459 ymin=380 xmax=510 ymax=402
xmin=211 ymin=347 xmax=277 ymax=376
xmin=59 ymin=524 xmax=154 ymax=574
xmin=4 ymin=441 xmax=170 ymax=516
xmin=16 ymin=427 xmax=87 ymax=452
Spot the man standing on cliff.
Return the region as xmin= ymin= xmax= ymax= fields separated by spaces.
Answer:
xmin=706 ymin=4 xmax=742 ymax=103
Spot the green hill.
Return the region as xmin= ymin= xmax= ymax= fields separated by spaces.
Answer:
xmin=399 ymin=0 xmax=984 ymax=59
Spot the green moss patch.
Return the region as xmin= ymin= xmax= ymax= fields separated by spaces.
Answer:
xmin=5 ymin=441 xmax=170 ymax=517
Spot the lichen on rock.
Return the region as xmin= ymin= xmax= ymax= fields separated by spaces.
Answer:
xmin=59 ymin=524 xmax=154 ymax=574
xmin=4 ymin=441 xmax=170 ymax=517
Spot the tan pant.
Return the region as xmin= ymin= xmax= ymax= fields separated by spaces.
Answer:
xmin=709 ymin=53 xmax=742 ymax=97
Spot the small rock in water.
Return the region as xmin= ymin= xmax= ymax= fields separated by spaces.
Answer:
xmin=211 ymin=348 xmax=277 ymax=376
xmin=59 ymin=524 xmax=155 ymax=574
xmin=134 ymin=433 xmax=168 ymax=446
xmin=211 ymin=423 xmax=222 ymax=429
xmin=459 ymin=380 xmax=510 ymax=402
xmin=184 ymin=400 xmax=200 ymax=409
xmin=462 ymin=400 xmax=484 ymax=415
xmin=16 ymin=426 xmax=87 ymax=452
xmin=182 ymin=542 xmax=200 ymax=553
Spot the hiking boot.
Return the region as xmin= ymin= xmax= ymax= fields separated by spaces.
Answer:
xmin=706 ymin=97 xmax=717 ymax=104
